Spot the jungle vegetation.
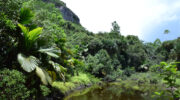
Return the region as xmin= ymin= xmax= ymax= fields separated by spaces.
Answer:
xmin=0 ymin=0 xmax=180 ymax=100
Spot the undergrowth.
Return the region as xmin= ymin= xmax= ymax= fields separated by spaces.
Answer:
xmin=52 ymin=73 xmax=100 ymax=94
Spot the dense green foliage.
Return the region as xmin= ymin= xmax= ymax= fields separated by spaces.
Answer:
xmin=152 ymin=62 xmax=180 ymax=99
xmin=0 ymin=0 xmax=180 ymax=99
xmin=0 ymin=0 xmax=78 ymax=98
xmin=0 ymin=69 xmax=30 ymax=100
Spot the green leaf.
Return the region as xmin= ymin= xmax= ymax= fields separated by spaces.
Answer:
xmin=18 ymin=23 xmax=29 ymax=38
xmin=49 ymin=61 xmax=67 ymax=72
xmin=36 ymin=66 xmax=52 ymax=85
xmin=18 ymin=24 xmax=43 ymax=50
xmin=154 ymin=92 xmax=161 ymax=96
xmin=19 ymin=7 xmax=34 ymax=24
xmin=28 ymin=27 xmax=43 ymax=42
xmin=38 ymin=47 xmax=61 ymax=58
xmin=49 ymin=61 xmax=67 ymax=81
xmin=160 ymin=62 xmax=168 ymax=66
xmin=17 ymin=53 xmax=39 ymax=72
xmin=59 ymin=65 xmax=67 ymax=72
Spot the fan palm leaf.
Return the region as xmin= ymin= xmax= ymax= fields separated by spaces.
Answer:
xmin=17 ymin=53 xmax=39 ymax=72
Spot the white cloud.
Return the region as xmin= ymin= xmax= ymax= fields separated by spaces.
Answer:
xmin=62 ymin=0 xmax=180 ymax=40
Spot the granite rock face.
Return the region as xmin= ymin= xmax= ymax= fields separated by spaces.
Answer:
xmin=42 ymin=0 xmax=80 ymax=24
xmin=59 ymin=6 xmax=80 ymax=24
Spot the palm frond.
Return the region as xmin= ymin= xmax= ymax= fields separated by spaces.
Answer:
xmin=28 ymin=27 xmax=43 ymax=42
xmin=18 ymin=24 xmax=29 ymax=38
xmin=164 ymin=29 xmax=170 ymax=34
xmin=17 ymin=53 xmax=39 ymax=72
xmin=39 ymin=47 xmax=61 ymax=58
xmin=19 ymin=7 xmax=34 ymax=24
xmin=36 ymin=66 xmax=52 ymax=85
xmin=18 ymin=24 xmax=43 ymax=50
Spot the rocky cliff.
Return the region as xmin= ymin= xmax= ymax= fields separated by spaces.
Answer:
xmin=43 ymin=0 xmax=80 ymax=24
xmin=59 ymin=6 xmax=80 ymax=24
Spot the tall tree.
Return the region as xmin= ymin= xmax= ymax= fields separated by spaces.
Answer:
xmin=164 ymin=29 xmax=170 ymax=34
xmin=111 ymin=21 xmax=120 ymax=34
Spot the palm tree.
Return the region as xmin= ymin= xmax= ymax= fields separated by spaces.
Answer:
xmin=17 ymin=7 xmax=68 ymax=85
xmin=18 ymin=24 xmax=66 ymax=85
xmin=18 ymin=23 xmax=43 ymax=50
xmin=164 ymin=29 xmax=170 ymax=34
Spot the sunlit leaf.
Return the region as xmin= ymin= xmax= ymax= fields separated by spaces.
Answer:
xmin=18 ymin=24 xmax=43 ymax=50
xmin=28 ymin=27 xmax=43 ymax=41
xmin=39 ymin=47 xmax=61 ymax=58
xmin=17 ymin=53 xmax=39 ymax=72
xmin=36 ymin=66 xmax=52 ymax=85
xmin=18 ymin=23 xmax=29 ymax=38
xmin=154 ymin=92 xmax=161 ymax=96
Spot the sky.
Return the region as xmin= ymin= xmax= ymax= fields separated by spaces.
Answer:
xmin=61 ymin=0 xmax=180 ymax=42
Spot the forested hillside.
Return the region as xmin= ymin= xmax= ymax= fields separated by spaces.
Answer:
xmin=0 ymin=0 xmax=180 ymax=100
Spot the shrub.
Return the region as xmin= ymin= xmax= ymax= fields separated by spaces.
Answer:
xmin=123 ymin=67 xmax=135 ymax=76
xmin=85 ymin=50 xmax=114 ymax=78
xmin=43 ymin=0 xmax=66 ymax=7
xmin=52 ymin=73 xmax=100 ymax=94
xmin=70 ymin=73 xmax=99 ymax=84
xmin=0 ymin=68 xmax=30 ymax=100
xmin=40 ymin=85 xmax=51 ymax=96
xmin=154 ymin=62 xmax=180 ymax=99
xmin=0 ymin=0 xmax=23 ymax=30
